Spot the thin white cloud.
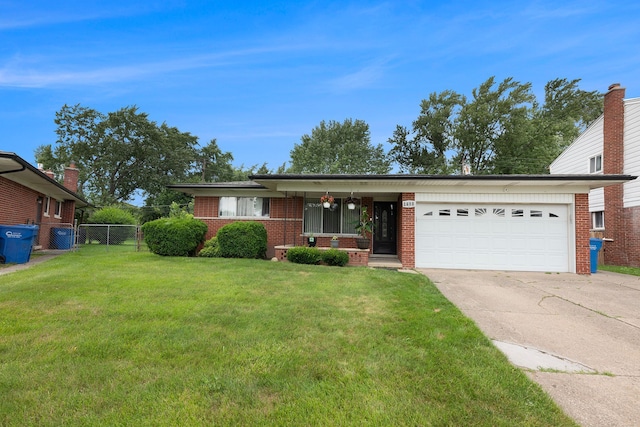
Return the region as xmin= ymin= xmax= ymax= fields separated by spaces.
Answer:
xmin=0 ymin=43 xmax=321 ymax=88
xmin=327 ymin=61 xmax=389 ymax=93
xmin=0 ymin=3 xmax=158 ymax=30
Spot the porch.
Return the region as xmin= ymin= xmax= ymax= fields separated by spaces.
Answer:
xmin=274 ymin=245 xmax=402 ymax=268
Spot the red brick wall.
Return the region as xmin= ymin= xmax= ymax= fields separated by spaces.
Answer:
xmin=603 ymin=83 xmax=627 ymax=265
xmin=275 ymin=246 xmax=369 ymax=266
xmin=399 ymin=193 xmax=415 ymax=268
xmin=194 ymin=196 xmax=218 ymax=218
xmin=0 ymin=176 xmax=41 ymax=225
xmin=575 ymin=193 xmax=591 ymax=275
xmin=194 ymin=196 xmax=379 ymax=258
xmin=0 ymin=176 xmax=75 ymax=249
xmin=624 ymin=206 xmax=640 ymax=267
xmin=195 ymin=196 xmax=305 ymax=258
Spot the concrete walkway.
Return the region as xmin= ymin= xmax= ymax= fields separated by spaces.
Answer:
xmin=0 ymin=250 xmax=65 ymax=276
xmin=420 ymin=269 xmax=640 ymax=427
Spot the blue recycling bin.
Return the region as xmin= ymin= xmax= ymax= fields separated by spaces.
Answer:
xmin=0 ymin=224 xmax=39 ymax=264
xmin=589 ymin=238 xmax=603 ymax=273
xmin=50 ymin=227 xmax=75 ymax=250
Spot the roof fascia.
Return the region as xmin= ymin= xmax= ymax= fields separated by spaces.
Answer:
xmin=0 ymin=152 xmax=90 ymax=207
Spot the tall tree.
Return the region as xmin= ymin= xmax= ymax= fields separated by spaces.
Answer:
xmin=453 ymin=77 xmax=536 ymax=174
xmin=191 ymin=139 xmax=235 ymax=182
xmin=388 ymin=90 xmax=462 ymax=174
xmin=38 ymin=104 xmax=198 ymax=205
xmin=389 ymin=77 xmax=603 ymax=175
xmin=289 ymin=118 xmax=391 ymax=174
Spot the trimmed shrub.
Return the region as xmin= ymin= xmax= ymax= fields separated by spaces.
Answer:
xmin=198 ymin=236 xmax=220 ymax=258
xmin=142 ymin=217 xmax=207 ymax=256
xmin=286 ymin=247 xmax=322 ymax=265
xmin=216 ymin=221 xmax=268 ymax=259
xmin=322 ymin=249 xmax=350 ymax=267
xmin=87 ymin=206 xmax=137 ymax=245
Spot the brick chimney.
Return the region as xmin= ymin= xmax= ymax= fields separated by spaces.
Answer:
xmin=63 ymin=162 xmax=79 ymax=193
xmin=603 ymin=83 xmax=625 ymax=174
xmin=603 ymin=83 xmax=627 ymax=265
xmin=44 ymin=170 xmax=55 ymax=180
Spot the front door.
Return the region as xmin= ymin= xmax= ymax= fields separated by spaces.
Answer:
xmin=373 ymin=202 xmax=397 ymax=254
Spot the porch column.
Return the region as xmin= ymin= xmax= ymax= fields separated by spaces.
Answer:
xmin=575 ymin=193 xmax=591 ymax=275
xmin=400 ymin=192 xmax=415 ymax=268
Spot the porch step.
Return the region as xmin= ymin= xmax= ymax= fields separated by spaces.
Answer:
xmin=368 ymin=255 xmax=402 ymax=268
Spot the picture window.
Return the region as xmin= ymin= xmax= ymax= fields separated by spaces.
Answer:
xmin=219 ymin=197 xmax=270 ymax=217
xmin=303 ymin=198 xmax=359 ymax=235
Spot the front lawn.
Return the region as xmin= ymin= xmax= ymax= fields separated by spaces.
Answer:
xmin=0 ymin=250 xmax=576 ymax=426
xmin=600 ymin=264 xmax=640 ymax=276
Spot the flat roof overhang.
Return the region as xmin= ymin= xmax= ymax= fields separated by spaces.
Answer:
xmin=247 ymin=173 xmax=637 ymax=196
xmin=0 ymin=151 xmax=90 ymax=207
xmin=168 ymin=173 xmax=636 ymax=198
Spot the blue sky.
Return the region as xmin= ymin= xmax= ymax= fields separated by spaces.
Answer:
xmin=2 ymin=0 xmax=640 ymax=172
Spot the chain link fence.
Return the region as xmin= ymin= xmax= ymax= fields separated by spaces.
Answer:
xmin=77 ymin=224 xmax=145 ymax=251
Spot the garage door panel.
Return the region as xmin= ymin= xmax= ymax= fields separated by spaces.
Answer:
xmin=416 ymin=203 xmax=570 ymax=272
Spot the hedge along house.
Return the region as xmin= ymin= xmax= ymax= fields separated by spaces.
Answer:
xmin=0 ymin=151 xmax=89 ymax=250
xmin=169 ymin=173 xmax=635 ymax=274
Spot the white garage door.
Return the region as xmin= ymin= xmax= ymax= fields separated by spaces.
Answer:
xmin=416 ymin=204 xmax=570 ymax=272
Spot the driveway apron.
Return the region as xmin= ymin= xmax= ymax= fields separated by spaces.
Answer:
xmin=420 ymin=269 xmax=640 ymax=427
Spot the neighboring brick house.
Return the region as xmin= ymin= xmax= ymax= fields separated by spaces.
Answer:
xmin=0 ymin=151 xmax=89 ymax=250
xmin=169 ymin=173 xmax=632 ymax=274
xmin=550 ymin=83 xmax=640 ymax=267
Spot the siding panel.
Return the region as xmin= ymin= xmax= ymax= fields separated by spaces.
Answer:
xmin=624 ymin=100 xmax=640 ymax=207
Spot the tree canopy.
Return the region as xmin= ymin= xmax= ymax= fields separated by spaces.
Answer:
xmin=37 ymin=104 xmax=199 ymax=205
xmin=389 ymin=77 xmax=602 ymax=175
xmin=36 ymin=77 xmax=603 ymax=210
xmin=289 ymin=118 xmax=391 ymax=174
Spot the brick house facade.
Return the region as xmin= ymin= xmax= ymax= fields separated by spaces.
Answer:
xmin=172 ymin=174 xmax=632 ymax=274
xmin=0 ymin=152 xmax=87 ymax=250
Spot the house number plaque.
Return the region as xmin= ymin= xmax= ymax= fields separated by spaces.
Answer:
xmin=402 ymin=200 xmax=416 ymax=208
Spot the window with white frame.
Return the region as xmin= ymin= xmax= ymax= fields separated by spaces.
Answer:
xmin=592 ymin=211 xmax=604 ymax=229
xmin=219 ymin=197 xmax=270 ymax=217
xmin=589 ymin=154 xmax=602 ymax=173
xmin=303 ymin=198 xmax=360 ymax=235
xmin=43 ymin=197 xmax=51 ymax=217
xmin=54 ymin=200 xmax=62 ymax=218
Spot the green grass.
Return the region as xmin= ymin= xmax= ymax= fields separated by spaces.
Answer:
xmin=600 ymin=264 xmax=640 ymax=276
xmin=0 ymin=250 xmax=576 ymax=426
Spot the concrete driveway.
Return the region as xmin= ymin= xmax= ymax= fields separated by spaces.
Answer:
xmin=420 ymin=269 xmax=640 ymax=427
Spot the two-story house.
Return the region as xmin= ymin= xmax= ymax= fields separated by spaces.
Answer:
xmin=550 ymin=83 xmax=640 ymax=266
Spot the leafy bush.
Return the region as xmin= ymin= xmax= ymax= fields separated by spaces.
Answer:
xmin=87 ymin=206 xmax=137 ymax=244
xmin=322 ymin=249 xmax=350 ymax=267
xmin=89 ymin=206 xmax=137 ymax=225
xmin=286 ymin=247 xmax=322 ymax=265
xmin=198 ymin=236 xmax=220 ymax=258
xmin=142 ymin=217 xmax=207 ymax=256
xmin=216 ymin=222 xmax=267 ymax=259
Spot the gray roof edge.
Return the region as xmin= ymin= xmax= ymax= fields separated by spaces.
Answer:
xmin=0 ymin=151 xmax=91 ymax=206
xmin=249 ymin=173 xmax=637 ymax=182
xmin=168 ymin=181 xmax=267 ymax=189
